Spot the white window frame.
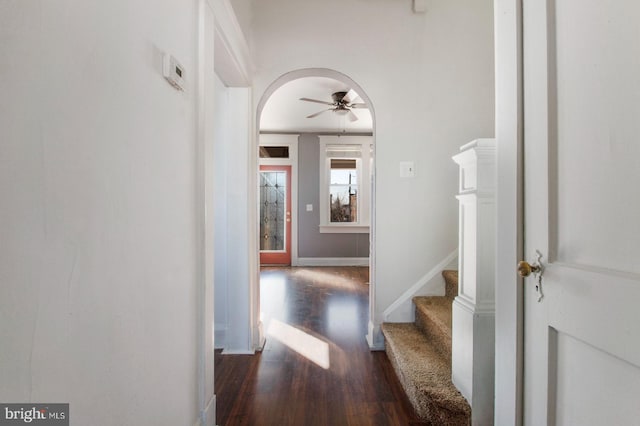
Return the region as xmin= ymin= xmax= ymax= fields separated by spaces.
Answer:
xmin=319 ymin=136 xmax=371 ymax=234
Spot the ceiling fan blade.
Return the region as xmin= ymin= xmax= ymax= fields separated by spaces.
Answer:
xmin=344 ymin=89 xmax=360 ymax=104
xmin=349 ymin=103 xmax=368 ymax=109
xmin=348 ymin=110 xmax=359 ymax=122
xmin=306 ymin=109 xmax=331 ymax=118
xmin=300 ymin=97 xmax=334 ymax=106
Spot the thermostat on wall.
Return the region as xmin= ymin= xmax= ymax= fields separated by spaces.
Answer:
xmin=163 ymin=53 xmax=185 ymax=91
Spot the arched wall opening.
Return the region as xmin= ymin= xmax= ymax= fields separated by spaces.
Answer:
xmin=250 ymin=68 xmax=377 ymax=349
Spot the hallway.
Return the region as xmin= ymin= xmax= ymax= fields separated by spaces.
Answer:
xmin=215 ymin=267 xmax=426 ymax=425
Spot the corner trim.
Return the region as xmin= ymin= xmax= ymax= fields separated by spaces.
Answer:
xmin=209 ymin=0 xmax=253 ymax=85
xmin=453 ymin=296 xmax=496 ymax=316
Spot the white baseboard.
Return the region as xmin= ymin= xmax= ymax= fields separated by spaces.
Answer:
xmin=193 ymin=395 xmax=216 ymax=426
xmin=214 ymin=325 xmax=226 ymax=350
xmin=203 ymin=395 xmax=216 ymax=426
xmin=452 ymin=297 xmax=495 ymax=410
xmin=221 ymin=349 xmax=255 ymax=355
xmin=366 ymin=321 xmax=385 ymax=350
xmin=297 ymin=257 xmax=369 ymax=267
xmin=382 ymin=249 xmax=458 ymax=322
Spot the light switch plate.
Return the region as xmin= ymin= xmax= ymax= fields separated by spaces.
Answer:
xmin=306 ymin=204 xmax=313 ymax=212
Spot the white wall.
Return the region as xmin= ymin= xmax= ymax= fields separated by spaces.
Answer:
xmin=213 ymin=75 xmax=230 ymax=348
xmin=0 ymin=0 xmax=204 ymax=424
xmin=228 ymin=0 xmax=252 ymax=45
xmin=212 ymin=74 xmax=253 ymax=353
xmin=224 ymin=86 xmax=253 ymax=353
xmin=199 ymin=2 xmax=217 ymax=422
xmin=250 ymin=0 xmax=495 ymax=345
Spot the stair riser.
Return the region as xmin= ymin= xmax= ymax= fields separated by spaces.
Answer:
xmin=415 ymin=310 xmax=452 ymax=363
xmin=442 ymin=270 xmax=459 ymax=300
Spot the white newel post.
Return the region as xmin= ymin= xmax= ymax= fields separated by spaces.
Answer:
xmin=451 ymin=139 xmax=496 ymax=426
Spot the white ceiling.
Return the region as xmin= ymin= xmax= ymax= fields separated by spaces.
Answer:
xmin=259 ymin=76 xmax=373 ymax=133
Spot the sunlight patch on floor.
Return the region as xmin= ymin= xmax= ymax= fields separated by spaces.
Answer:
xmin=260 ymin=274 xmax=287 ymax=300
xmin=327 ymin=298 xmax=361 ymax=337
xmin=292 ymin=268 xmax=364 ymax=290
xmin=260 ymin=274 xmax=287 ymax=323
xmin=267 ymin=319 xmax=331 ymax=369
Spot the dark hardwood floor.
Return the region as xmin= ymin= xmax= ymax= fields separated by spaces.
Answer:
xmin=215 ymin=266 xmax=426 ymax=426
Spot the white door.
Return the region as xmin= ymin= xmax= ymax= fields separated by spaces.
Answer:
xmin=522 ymin=1 xmax=640 ymax=425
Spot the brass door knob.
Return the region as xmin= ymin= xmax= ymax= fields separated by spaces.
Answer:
xmin=517 ymin=261 xmax=541 ymax=277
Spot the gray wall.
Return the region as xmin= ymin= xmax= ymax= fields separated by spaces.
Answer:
xmin=297 ymin=134 xmax=370 ymax=258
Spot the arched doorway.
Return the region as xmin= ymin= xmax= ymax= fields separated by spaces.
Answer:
xmin=250 ymin=68 xmax=377 ymax=349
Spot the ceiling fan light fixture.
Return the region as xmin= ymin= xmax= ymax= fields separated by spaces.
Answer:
xmin=300 ymin=89 xmax=369 ymax=122
xmin=332 ymin=91 xmax=348 ymax=103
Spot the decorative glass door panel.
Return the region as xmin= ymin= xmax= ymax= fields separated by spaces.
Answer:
xmin=260 ymin=171 xmax=285 ymax=250
xmin=259 ymin=165 xmax=291 ymax=265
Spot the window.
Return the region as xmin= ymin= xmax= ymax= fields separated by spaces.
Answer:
xmin=259 ymin=146 xmax=289 ymax=158
xmin=329 ymin=159 xmax=358 ymax=223
xmin=319 ymin=137 xmax=372 ymax=233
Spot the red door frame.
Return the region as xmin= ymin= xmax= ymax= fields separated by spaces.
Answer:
xmin=259 ymin=165 xmax=292 ymax=265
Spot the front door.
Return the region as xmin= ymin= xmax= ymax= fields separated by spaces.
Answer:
xmin=522 ymin=1 xmax=640 ymax=424
xmin=259 ymin=165 xmax=292 ymax=265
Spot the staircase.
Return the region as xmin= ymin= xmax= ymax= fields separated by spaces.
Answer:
xmin=381 ymin=270 xmax=471 ymax=425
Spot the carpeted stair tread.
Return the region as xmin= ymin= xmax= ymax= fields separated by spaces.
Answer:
xmin=381 ymin=323 xmax=470 ymax=425
xmin=413 ymin=296 xmax=452 ymax=332
xmin=442 ymin=270 xmax=459 ymax=300
xmin=413 ymin=296 xmax=453 ymax=361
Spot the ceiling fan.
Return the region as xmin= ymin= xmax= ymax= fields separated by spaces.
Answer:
xmin=299 ymin=89 xmax=368 ymax=122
